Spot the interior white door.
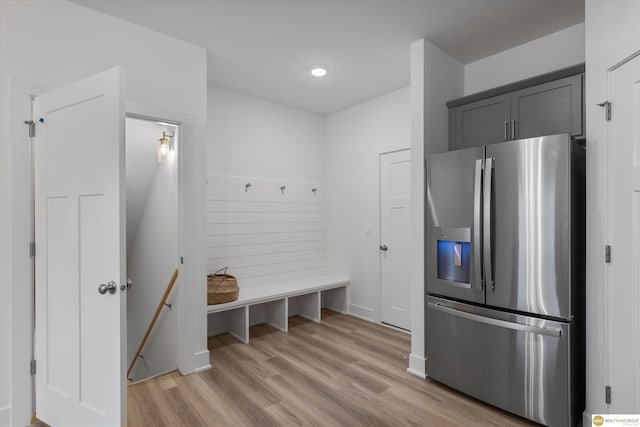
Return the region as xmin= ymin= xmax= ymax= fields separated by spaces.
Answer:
xmin=34 ymin=67 xmax=126 ymax=427
xmin=608 ymin=53 xmax=640 ymax=412
xmin=380 ymin=149 xmax=412 ymax=330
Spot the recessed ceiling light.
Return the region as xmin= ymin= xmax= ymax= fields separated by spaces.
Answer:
xmin=310 ymin=67 xmax=328 ymax=78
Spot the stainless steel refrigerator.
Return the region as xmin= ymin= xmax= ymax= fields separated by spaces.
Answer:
xmin=425 ymin=134 xmax=585 ymax=427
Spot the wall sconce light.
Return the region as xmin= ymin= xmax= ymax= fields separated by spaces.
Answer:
xmin=157 ymin=131 xmax=173 ymax=163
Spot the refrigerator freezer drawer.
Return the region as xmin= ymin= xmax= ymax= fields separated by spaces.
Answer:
xmin=426 ymin=297 xmax=576 ymax=427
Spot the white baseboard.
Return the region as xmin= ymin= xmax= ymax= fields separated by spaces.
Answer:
xmin=193 ymin=349 xmax=210 ymax=368
xmin=179 ymin=350 xmax=211 ymax=375
xmin=347 ymin=303 xmax=375 ymax=322
xmin=194 ymin=363 xmax=212 ymax=374
xmin=0 ymin=406 xmax=10 ymax=427
xmin=407 ymin=353 xmax=426 ymax=379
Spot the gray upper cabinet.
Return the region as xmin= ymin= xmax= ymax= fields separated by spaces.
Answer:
xmin=451 ymin=94 xmax=509 ymax=150
xmin=511 ymin=74 xmax=583 ymax=140
xmin=447 ymin=65 xmax=584 ymax=150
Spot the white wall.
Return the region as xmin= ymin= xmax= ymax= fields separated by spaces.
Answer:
xmin=325 ymin=87 xmax=410 ymax=321
xmin=125 ymin=118 xmax=178 ymax=382
xmin=208 ymin=86 xmax=324 ymax=183
xmin=0 ymin=78 xmax=9 ymax=424
xmin=126 ymin=118 xmax=172 ymax=256
xmin=0 ymin=2 xmax=208 ymax=426
xmin=206 ymin=86 xmax=327 ymax=288
xmin=464 ymin=23 xmax=585 ymax=95
xmin=584 ymin=1 xmax=640 ymax=422
xmin=409 ymin=39 xmax=464 ymax=378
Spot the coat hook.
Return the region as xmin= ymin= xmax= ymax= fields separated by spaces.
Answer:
xmin=280 ymin=185 xmax=286 ymax=192
xmin=163 ymin=302 xmax=172 ymax=311
xmin=245 ymin=182 xmax=251 ymax=192
xmin=311 ymin=187 xmax=317 ymax=193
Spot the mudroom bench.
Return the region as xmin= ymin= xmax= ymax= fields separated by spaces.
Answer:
xmin=206 ymin=275 xmax=350 ymax=343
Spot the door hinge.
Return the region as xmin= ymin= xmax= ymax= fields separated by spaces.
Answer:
xmin=598 ymin=101 xmax=611 ymax=121
xmin=180 ymin=256 xmax=184 ymax=265
xmin=605 ymin=245 xmax=611 ymax=263
xmin=30 ymin=360 xmax=36 ymax=376
xmin=30 ymin=242 xmax=36 ymax=257
xmin=605 ymin=385 xmax=612 ymax=404
xmin=24 ymin=120 xmax=36 ymax=137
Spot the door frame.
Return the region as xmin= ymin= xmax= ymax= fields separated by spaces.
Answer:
xmin=6 ymin=77 xmax=48 ymax=427
xmin=123 ymin=101 xmax=212 ymax=378
xmin=377 ymin=147 xmax=411 ymax=331
xmin=585 ymin=31 xmax=640 ymax=422
xmin=124 ymin=107 xmax=183 ymax=382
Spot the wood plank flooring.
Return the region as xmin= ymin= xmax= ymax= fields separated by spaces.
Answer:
xmin=128 ymin=310 xmax=536 ymax=427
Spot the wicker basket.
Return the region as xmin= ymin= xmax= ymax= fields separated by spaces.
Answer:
xmin=207 ymin=267 xmax=239 ymax=305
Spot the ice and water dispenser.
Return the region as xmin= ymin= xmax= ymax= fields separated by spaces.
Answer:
xmin=435 ymin=227 xmax=471 ymax=285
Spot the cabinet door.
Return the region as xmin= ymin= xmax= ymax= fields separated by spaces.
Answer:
xmin=451 ymin=94 xmax=510 ymax=150
xmin=510 ymin=74 xmax=583 ymax=140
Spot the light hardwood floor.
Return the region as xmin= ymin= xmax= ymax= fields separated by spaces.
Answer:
xmin=127 ymin=310 xmax=536 ymax=427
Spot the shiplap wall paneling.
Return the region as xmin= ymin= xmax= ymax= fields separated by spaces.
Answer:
xmin=207 ymin=175 xmax=327 ymax=287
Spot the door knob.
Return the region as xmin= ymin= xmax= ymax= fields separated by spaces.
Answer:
xmin=380 ymin=245 xmax=388 ymax=251
xmin=127 ymin=278 xmax=133 ymax=289
xmin=98 ymin=281 xmax=117 ymax=295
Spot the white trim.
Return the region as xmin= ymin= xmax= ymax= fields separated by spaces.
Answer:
xmin=583 ymin=411 xmax=592 ymax=427
xmin=0 ymin=406 xmax=10 ymax=427
xmin=190 ymin=351 xmax=211 ymax=374
xmin=347 ymin=303 xmax=375 ymax=322
xmin=125 ymin=102 xmax=192 ymax=126
xmin=407 ymin=353 xmax=427 ymax=378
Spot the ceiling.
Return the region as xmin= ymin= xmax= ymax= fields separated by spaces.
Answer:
xmin=71 ymin=0 xmax=584 ymax=115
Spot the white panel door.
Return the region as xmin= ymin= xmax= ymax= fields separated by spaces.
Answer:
xmin=34 ymin=67 xmax=126 ymax=427
xmin=608 ymin=53 xmax=640 ymax=412
xmin=380 ymin=149 xmax=412 ymax=330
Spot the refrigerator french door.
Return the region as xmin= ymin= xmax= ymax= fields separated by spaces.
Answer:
xmin=425 ymin=134 xmax=585 ymax=427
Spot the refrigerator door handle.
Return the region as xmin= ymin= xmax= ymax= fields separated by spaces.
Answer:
xmin=474 ymin=159 xmax=484 ymax=289
xmin=484 ymin=157 xmax=494 ymax=291
xmin=427 ymin=302 xmax=563 ymax=337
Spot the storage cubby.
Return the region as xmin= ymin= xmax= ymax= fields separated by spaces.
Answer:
xmin=321 ymin=286 xmax=347 ymax=313
xmin=249 ymin=299 xmax=287 ymax=332
xmin=207 ymin=306 xmax=248 ymax=343
xmin=288 ymin=291 xmax=321 ymax=322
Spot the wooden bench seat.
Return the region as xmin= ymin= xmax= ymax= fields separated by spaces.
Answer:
xmin=206 ymin=275 xmax=349 ymax=343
